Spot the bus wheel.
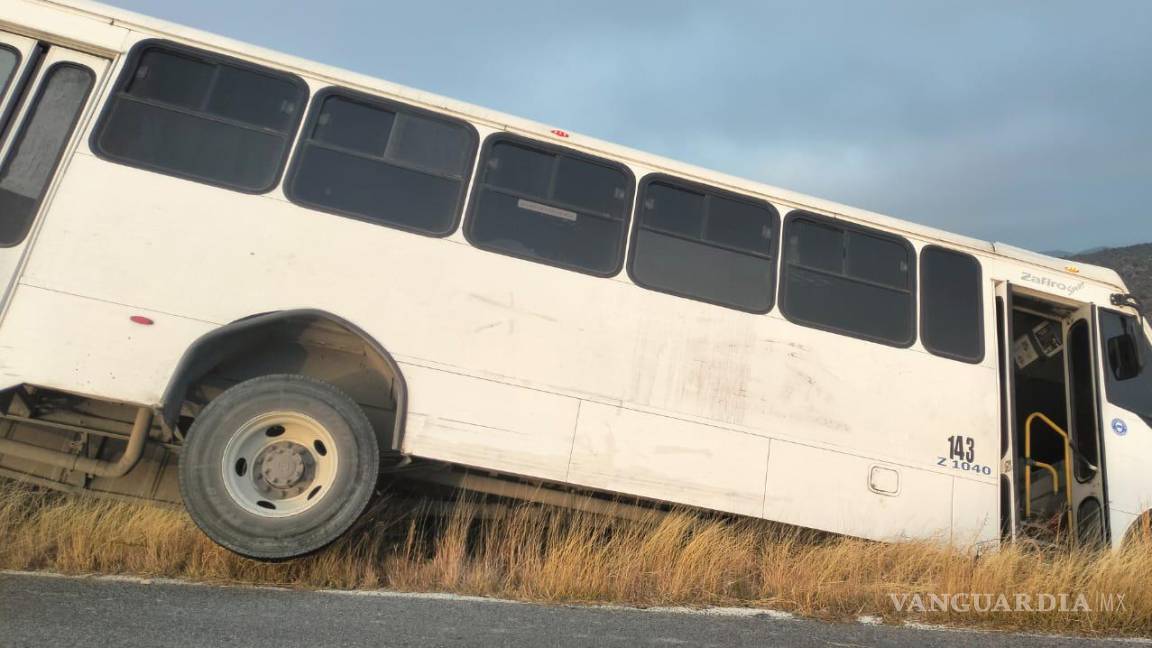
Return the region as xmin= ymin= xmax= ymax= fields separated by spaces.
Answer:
xmin=179 ymin=374 xmax=379 ymax=560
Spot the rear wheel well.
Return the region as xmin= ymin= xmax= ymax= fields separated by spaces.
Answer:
xmin=161 ymin=310 xmax=406 ymax=452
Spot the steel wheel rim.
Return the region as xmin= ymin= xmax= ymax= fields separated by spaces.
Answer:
xmin=220 ymin=411 xmax=339 ymax=518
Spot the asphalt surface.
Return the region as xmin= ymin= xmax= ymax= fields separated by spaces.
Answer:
xmin=0 ymin=571 xmax=1144 ymax=648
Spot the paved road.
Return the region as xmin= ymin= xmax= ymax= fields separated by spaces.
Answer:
xmin=0 ymin=571 xmax=1144 ymax=648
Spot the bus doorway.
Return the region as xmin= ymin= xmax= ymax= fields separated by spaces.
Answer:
xmin=1000 ymin=286 xmax=1107 ymax=546
xmin=0 ymin=32 xmax=106 ymax=314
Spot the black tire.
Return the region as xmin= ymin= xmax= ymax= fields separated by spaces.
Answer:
xmin=179 ymin=374 xmax=379 ymax=559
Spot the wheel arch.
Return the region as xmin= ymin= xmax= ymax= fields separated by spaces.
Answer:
xmin=160 ymin=309 xmax=408 ymax=452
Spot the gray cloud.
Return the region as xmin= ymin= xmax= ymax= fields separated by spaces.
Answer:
xmin=106 ymin=0 xmax=1152 ymax=251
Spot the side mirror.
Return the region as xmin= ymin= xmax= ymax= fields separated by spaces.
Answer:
xmin=1107 ymin=333 xmax=1142 ymax=380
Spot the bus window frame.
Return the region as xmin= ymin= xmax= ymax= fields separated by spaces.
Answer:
xmin=0 ymin=43 xmax=22 ymax=102
xmin=1098 ymin=307 xmax=1152 ymax=423
xmin=463 ymin=132 xmax=636 ymax=278
xmin=779 ymin=209 xmax=918 ymax=348
xmin=919 ymin=244 xmax=985 ymax=364
xmin=0 ymin=61 xmax=95 ymax=248
xmin=283 ymin=85 xmax=479 ymax=238
xmin=626 ymin=172 xmax=780 ymax=315
xmin=89 ymin=38 xmax=309 ymax=195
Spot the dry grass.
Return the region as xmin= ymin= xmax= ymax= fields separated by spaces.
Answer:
xmin=1 ymin=479 xmax=1149 ymax=637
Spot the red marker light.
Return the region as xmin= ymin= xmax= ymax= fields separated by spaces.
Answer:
xmin=129 ymin=315 xmax=154 ymax=326
xmin=550 ymin=129 xmax=570 ymax=138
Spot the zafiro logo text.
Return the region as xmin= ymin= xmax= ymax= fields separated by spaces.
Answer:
xmin=1021 ymin=272 xmax=1085 ymax=296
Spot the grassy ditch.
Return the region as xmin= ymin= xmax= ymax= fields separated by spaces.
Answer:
xmin=0 ymin=479 xmax=1148 ymax=636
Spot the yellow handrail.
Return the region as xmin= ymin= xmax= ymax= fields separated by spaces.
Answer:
xmin=1023 ymin=411 xmax=1075 ymax=530
xmin=1025 ymin=458 xmax=1059 ymax=507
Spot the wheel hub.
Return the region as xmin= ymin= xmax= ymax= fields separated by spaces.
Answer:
xmin=221 ymin=411 xmax=339 ymax=518
xmin=253 ymin=441 xmax=314 ymax=498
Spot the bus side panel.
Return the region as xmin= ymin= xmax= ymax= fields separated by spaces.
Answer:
xmin=401 ymin=362 xmax=581 ymax=482
xmin=638 ymin=317 xmax=1003 ymax=486
xmin=567 ymin=401 xmax=771 ymax=517
xmin=951 ymin=476 xmax=999 ymax=545
xmin=21 ymin=155 xmax=1001 ymax=495
xmin=762 ymin=440 xmax=954 ymax=541
xmin=0 ymin=283 xmax=212 ymax=402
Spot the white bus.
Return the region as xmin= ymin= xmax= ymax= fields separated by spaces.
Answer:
xmin=0 ymin=0 xmax=1149 ymax=559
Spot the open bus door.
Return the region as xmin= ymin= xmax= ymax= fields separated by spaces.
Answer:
xmin=995 ymin=281 xmax=1018 ymax=543
xmin=1063 ymin=304 xmax=1107 ymax=545
xmin=999 ymin=281 xmax=1110 ymax=546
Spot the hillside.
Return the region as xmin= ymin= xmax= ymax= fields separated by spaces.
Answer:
xmin=1070 ymin=243 xmax=1152 ymax=308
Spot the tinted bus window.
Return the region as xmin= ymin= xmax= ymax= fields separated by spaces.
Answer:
xmin=1099 ymin=309 xmax=1152 ymax=421
xmin=629 ymin=176 xmax=778 ymax=313
xmin=286 ymin=90 xmax=477 ymax=236
xmin=920 ymin=246 xmax=983 ymax=362
xmin=0 ymin=64 xmax=93 ymax=246
xmin=465 ymin=136 xmax=634 ymax=276
xmin=780 ymin=212 xmax=915 ymax=346
xmin=0 ymin=46 xmax=19 ymax=97
xmin=93 ymin=42 xmax=306 ymax=193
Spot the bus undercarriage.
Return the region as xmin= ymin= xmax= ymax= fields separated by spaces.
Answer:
xmin=0 ymin=382 xmax=663 ymax=522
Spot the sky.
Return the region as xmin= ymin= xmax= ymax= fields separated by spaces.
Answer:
xmin=101 ymin=0 xmax=1152 ymax=253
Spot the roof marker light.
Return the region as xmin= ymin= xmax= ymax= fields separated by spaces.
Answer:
xmin=550 ymin=129 xmax=570 ymax=138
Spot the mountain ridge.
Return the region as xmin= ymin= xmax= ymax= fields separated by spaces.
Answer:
xmin=1069 ymin=242 xmax=1152 ymax=309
